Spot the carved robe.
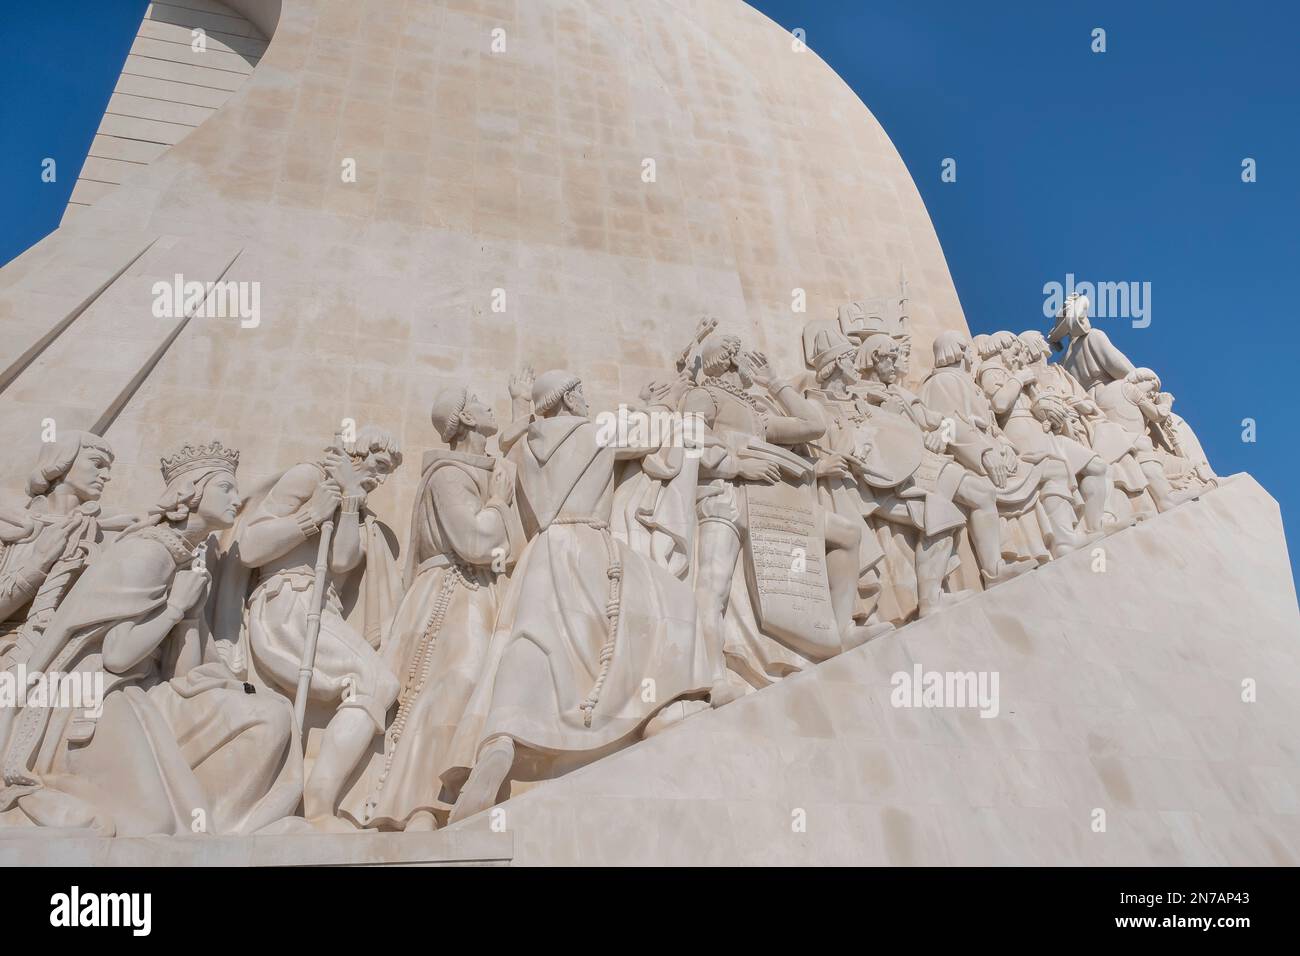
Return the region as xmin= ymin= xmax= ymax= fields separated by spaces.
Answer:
xmin=0 ymin=527 xmax=302 ymax=836
xmin=442 ymin=415 xmax=711 ymax=789
xmin=343 ymin=450 xmax=523 ymax=829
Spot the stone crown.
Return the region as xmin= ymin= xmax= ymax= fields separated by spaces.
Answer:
xmin=159 ymin=440 xmax=240 ymax=484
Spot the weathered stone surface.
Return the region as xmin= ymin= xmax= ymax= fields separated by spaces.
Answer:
xmin=450 ymin=476 xmax=1300 ymax=865
xmin=0 ymin=0 xmax=967 ymax=533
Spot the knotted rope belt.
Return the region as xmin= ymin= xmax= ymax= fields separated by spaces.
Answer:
xmin=548 ymin=516 xmax=623 ymax=728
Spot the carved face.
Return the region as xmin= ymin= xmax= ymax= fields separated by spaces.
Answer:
xmin=62 ymin=444 xmax=113 ymax=502
xmin=563 ymin=384 xmax=589 ymax=418
xmin=893 ymin=335 xmax=913 ymax=377
xmin=871 ymin=347 xmax=900 ymax=384
xmin=197 ymin=473 xmax=242 ymax=529
xmin=462 ymin=394 xmax=498 ymax=437
xmin=354 ymin=450 xmax=397 ymax=492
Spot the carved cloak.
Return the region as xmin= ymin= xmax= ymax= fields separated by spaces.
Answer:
xmin=0 ymin=530 xmax=302 ymax=836
xmin=341 ymin=449 xmax=524 ymax=829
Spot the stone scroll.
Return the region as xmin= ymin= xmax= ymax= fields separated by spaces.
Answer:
xmin=741 ymin=451 xmax=839 ymax=660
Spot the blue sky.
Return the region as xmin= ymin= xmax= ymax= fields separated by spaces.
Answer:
xmin=2 ymin=1 xmax=1296 ymax=581
xmin=748 ymin=0 xmax=1299 ymax=581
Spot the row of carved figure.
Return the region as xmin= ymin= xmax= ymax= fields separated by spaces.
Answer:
xmin=0 ymin=292 xmax=1216 ymax=835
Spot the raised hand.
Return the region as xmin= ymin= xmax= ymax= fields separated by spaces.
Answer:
xmin=747 ymin=350 xmax=772 ymax=388
xmin=508 ymin=366 xmax=535 ymax=402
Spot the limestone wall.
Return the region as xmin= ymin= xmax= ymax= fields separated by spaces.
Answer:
xmin=0 ymin=0 xmax=965 ymax=534
xmin=62 ymin=1 xmax=270 ymax=227
xmin=458 ymin=476 xmax=1300 ymax=865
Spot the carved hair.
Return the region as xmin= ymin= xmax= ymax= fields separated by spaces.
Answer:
xmin=430 ymin=387 xmax=469 ymax=444
xmin=532 ymin=370 xmax=582 ymax=414
xmin=346 ymin=425 xmax=403 ymax=469
xmin=25 ymin=431 xmax=114 ymax=500
xmin=931 ymin=330 xmax=970 ymax=369
xmin=700 ymin=334 xmax=743 ymax=377
xmin=987 ymin=330 xmax=1018 ymax=353
xmin=856 ymin=333 xmax=898 ymax=370
xmin=1017 ymin=330 xmax=1052 ymax=363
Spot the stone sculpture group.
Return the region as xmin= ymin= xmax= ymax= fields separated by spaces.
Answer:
xmin=0 ymin=289 xmax=1217 ymax=836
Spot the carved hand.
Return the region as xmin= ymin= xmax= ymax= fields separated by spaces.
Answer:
xmin=923 ymin=429 xmax=947 ymax=454
xmin=982 ymin=449 xmax=1009 ymax=489
xmin=324 ymin=447 xmax=367 ymax=498
xmin=508 ymin=366 xmax=536 ymax=401
xmin=168 ymin=568 xmax=211 ymax=615
xmin=489 ymin=464 xmax=514 ymax=504
xmin=32 ymin=520 xmax=75 ymax=569
xmin=746 ymin=350 xmax=772 ymax=388
xmin=306 ymin=478 xmax=343 ymax=524
xmin=738 ymin=459 xmax=781 ymax=484
xmin=815 ymin=454 xmax=852 ymax=481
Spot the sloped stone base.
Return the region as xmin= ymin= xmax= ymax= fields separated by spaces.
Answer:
xmin=452 ymin=474 xmax=1300 ymax=865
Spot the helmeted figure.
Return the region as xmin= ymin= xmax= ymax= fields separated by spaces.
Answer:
xmin=853 ymin=333 xmax=1037 ymax=602
xmin=680 ymin=332 xmax=881 ymax=694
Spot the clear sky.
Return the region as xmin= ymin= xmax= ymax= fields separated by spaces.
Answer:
xmin=747 ymin=0 xmax=1298 ymax=581
xmin=1 ymin=1 xmax=1296 ymax=581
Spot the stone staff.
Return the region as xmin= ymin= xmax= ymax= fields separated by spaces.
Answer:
xmin=292 ymin=438 xmax=343 ymax=732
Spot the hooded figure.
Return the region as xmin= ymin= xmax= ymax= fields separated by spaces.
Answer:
xmin=341 ymin=387 xmax=525 ymax=831
xmin=443 ymin=370 xmax=712 ymax=823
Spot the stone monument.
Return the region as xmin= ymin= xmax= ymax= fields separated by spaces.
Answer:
xmin=0 ymin=0 xmax=1295 ymax=867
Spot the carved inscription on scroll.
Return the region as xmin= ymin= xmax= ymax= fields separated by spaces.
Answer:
xmin=744 ymin=480 xmax=839 ymax=659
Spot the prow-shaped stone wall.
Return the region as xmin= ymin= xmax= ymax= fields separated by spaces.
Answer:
xmin=455 ymin=475 xmax=1300 ymax=866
